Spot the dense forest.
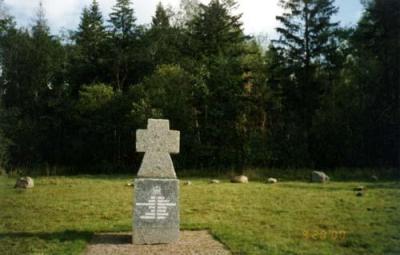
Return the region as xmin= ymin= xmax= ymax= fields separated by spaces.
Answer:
xmin=0 ymin=0 xmax=398 ymax=174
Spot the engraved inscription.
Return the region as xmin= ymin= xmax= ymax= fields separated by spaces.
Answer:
xmin=136 ymin=186 xmax=176 ymax=220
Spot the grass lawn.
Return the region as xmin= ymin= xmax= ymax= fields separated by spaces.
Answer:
xmin=0 ymin=175 xmax=399 ymax=255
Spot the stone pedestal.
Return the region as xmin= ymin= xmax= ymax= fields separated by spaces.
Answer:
xmin=133 ymin=178 xmax=179 ymax=244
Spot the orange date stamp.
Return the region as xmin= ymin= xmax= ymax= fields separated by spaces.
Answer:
xmin=302 ymin=230 xmax=347 ymax=241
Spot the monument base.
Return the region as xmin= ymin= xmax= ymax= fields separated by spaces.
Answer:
xmin=133 ymin=178 xmax=179 ymax=244
xmin=133 ymin=228 xmax=179 ymax=244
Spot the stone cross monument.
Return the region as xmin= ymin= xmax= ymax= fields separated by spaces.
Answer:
xmin=133 ymin=119 xmax=180 ymax=244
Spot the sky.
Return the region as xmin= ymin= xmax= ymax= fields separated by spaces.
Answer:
xmin=3 ymin=0 xmax=363 ymax=38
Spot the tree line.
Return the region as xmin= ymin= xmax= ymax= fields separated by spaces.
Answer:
xmin=0 ymin=0 xmax=398 ymax=174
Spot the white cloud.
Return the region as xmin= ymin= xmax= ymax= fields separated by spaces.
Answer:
xmin=238 ymin=0 xmax=281 ymax=36
xmin=4 ymin=0 xmax=359 ymax=39
xmin=4 ymin=0 xmax=281 ymax=36
xmin=4 ymin=0 xmax=85 ymax=31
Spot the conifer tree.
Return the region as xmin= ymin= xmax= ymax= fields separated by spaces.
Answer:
xmin=152 ymin=2 xmax=170 ymax=28
xmin=351 ymin=0 xmax=400 ymax=167
xmin=76 ymin=0 xmax=106 ymax=53
xmin=109 ymin=0 xmax=136 ymax=42
xmin=108 ymin=0 xmax=137 ymax=91
xmin=274 ymin=0 xmax=338 ymax=68
xmin=272 ymin=0 xmax=339 ymax=166
xmin=188 ymin=0 xmax=247 ymax=169
xmin=31 ymin=2 xmax=53 ymax=99
xmin=189 ymin=0 xmax=244 ymax=57
xmin=147 ymin=2 xmax=182 ymax=67
xmin=72 ymin=0 xmax=107 ymax=91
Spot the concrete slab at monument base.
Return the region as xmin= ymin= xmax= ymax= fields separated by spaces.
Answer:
xmin=84 ymin=231 xmax=232 ymax=255
xmin=133 ymin=228 xmax=179 ymax=244
xmin=133 ymin=178 xmax=179 ymax=244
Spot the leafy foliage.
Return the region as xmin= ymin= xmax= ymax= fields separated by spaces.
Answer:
xmin=0 ymin=0 xmax=397 ymax=173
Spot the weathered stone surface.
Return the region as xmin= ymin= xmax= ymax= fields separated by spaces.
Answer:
xmin=138 ymin=152 xmax=176 ymax=178
xmin=267 ymin=178 xmax=278 ymax=184
xmin=133 ymin=178 xmax=179 ymax=244
xmin=136 ymin=119 xmax=180 ymax=178
xmin=231 ymin=175 xmax=248 ymax=183
xmin=14 ymin=177 xmax=34 ymax=189
xmin=133 ymin=119 xmax=181 ymax=245
xmin=136 ymin=120 xmax=180 ymax=153
xmin=311 ymin=171 xmax=330 ymax=183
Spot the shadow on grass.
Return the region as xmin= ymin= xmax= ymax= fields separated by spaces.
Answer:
xmin=0 ymin=230 xmax=92 ymax=242
xmin=64 ymin=175 xmax=132 ymax=180
xmin=277 ymin=183 xmax=350 ymax=191
xmin=278 ymin=182 xmax=400 ymax=191
xmin=89 ymin=233 xmax=131 ymax=245
xmin=363 ymin=183 xmax=400 ymax=190
xmin=0 ymin=231 xmax=136 ymax=246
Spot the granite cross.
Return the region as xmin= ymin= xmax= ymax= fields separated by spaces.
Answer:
xmin=133 ymin=119 xmax=180 ymax=244
xmin=136 ymin=119 xmax=180 ymax=178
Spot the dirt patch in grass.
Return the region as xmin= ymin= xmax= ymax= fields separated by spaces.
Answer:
xmin=83 ymin=230 xmax=231 ymax=255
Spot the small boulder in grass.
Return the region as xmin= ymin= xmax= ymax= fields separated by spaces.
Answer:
xmin=231 ymin=175 xmax=248 ymax=184
xmin=209 ymin=179 xmax=220 ymax=184
xmin=353 ymin=186 xmax=365 ymax=192
xmin=371 ymin=175 xmax=379 ymax=181
xmin=356 ymin=191 xmax=364 ymax=197
xmin=15 ymin=177 xmax=34 ymax=189
xmin=267 ymin=178 xmax=278 ymax=184
xmin=311 ymin=171 xmax=330 ymax=183
xmin=127 ymin=181 xmax=134 ymax=187
xmin=183 ymin=180 xmax=192 ymax=186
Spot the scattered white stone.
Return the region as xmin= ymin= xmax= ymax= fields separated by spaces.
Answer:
xmin=183 ymin=181 xmax=192 ymax=186
xmin=267 ymin=178 xmax=278 ymax=184
xmin=231 ymin=175 xmax=248 ymax=184
xmin=353 ymin=186 xmax=365 ymax=191
xmin=209 ymin=179 xmax=220 ymax=184
xmin=127 ymin=182 xmax=134 ymax=187
xmin=311 ymin=171 xmax=330 ymax=183
xmin=14 ymin=177 xmax=34 ymax=189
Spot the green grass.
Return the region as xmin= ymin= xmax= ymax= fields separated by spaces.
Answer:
xmin=0 ymin=175 xmax=399 ymax=255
